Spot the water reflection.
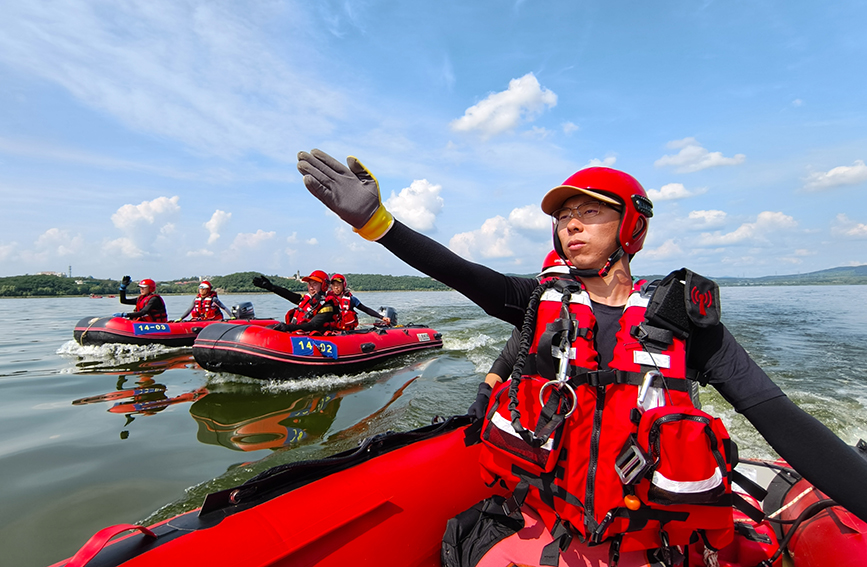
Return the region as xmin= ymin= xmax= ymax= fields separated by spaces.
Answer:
xmin=190 ymin=386 xmax=341 ymax=451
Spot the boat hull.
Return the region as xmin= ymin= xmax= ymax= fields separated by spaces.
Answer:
xmin=73 ymin=316 xmax=279 ymax=347
xmin=50 ymin=418 xmax=867 ymax=567
xmin=192 ymin=322 xmax=443 ymax=379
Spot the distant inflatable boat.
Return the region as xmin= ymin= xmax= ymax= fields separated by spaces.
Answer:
xmin=50 ymin=416 xmax=867 ymax=567
xmin=73 ymin=316 xmax=279 ymax=348
xmin=192 ymin=321 xmax=443 ymax=379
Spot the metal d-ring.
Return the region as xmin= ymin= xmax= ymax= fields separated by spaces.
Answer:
xmin=539 ymin=380 xmax=578 ymax=419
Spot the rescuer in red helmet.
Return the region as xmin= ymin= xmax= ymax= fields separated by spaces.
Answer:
xmin=117 ymin=276 xmax=168 ymax=322
xmin=329 ymin=273 xmax=391 ymax=330
xmin=252 ymin=270 xmax=339 ymax=333
xmin=177 ymin=280 xmax=231 ymax=321
xmin=298 ymin=150 xmax=867 ymax=565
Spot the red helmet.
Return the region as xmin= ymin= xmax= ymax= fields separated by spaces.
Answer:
xmin=139 ymin=278 xmax=156 ymax=290
xmin=301 ymin=270 xmax=329 ymax=286
xmin=541 ymin=167 xmax=653 ymax=256
xmin=199 ymin=281 xmax=212 ymax=290
xmin=538 ymin=250 xmax=572 ymax=279
xmin=330 ymin=273 xmax=346 ymax=284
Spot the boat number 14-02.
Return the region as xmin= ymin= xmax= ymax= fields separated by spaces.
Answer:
xmin=290 ymin=337 xmax=339 ymax=360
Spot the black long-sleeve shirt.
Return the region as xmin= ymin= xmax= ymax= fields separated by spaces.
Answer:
xmin=268 ymin=285 xmax=338 ymax=332
xmin=379 ymin=219 xmax=867 ymax=522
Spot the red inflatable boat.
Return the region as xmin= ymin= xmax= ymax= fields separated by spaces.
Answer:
xmin=50 ymin=417 xmax=867 ymax=567
xmin=73 ymin=316 xmax=279 ymax=348
xmin=191 ymin=322 xmax=443 ymax=379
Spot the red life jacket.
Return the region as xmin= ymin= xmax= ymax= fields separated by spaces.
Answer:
xmin=285 ymin=292 xmax=338 ymax=329
xmin=480 ymin=278 xmax=734 ymax=554
xmin=191 ymin=292 xmax=223 ymax=321
xmin=333 ymin=293 xmax=359 ymax=331
xmin=135 ymin=293 xmax=168 ymax=323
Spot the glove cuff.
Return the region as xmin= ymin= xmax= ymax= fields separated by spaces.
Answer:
xmin=354 ymin=204 xmax=394 ymax=241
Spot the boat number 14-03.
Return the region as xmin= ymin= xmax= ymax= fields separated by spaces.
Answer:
xmin=290 ymin=337 xmax=339 ymax=360
xmin=133 ymin=323 xmax=171 ymax=335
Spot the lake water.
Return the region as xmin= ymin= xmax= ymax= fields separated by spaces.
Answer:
xmin=2 ymin=286 xmax=867 ymax=566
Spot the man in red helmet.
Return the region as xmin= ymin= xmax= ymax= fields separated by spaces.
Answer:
xmin=177 ymin=281 xmax=230 ymax=321
xmin=252 ymin=270 xmax=338 ymax=333
xmin=117 ymin=276 xmax=167 ymax=322
xmin=298 ymin=150 xmax=867 ymax=566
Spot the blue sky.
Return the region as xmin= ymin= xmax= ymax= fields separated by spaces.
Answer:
xmin=1 ymin=1 xmax=866 ymax=281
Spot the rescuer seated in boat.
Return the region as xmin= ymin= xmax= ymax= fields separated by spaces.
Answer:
xmin=329 ymin=273 xmax=391 ymax=330
xmin=176 ymin=281 xmax=231 ymax=321
xmin=297 ymin=149 xmax=867 ymax=567
xmin=117 ymin=276 xmax=168 ymax=322
xmin=252 ymin=270 xmax=339 ymax=333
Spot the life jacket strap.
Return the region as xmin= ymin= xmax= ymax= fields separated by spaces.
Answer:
xmin=569 ymin=370 xmax=694 ymax=392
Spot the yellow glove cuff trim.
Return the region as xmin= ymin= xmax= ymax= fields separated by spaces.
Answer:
xmin=354 ymin=204 xmax=394 ymax=241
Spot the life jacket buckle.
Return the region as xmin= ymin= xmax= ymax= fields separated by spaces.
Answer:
xmin=538 ymin=380 xmax=578 ymax=419
xmin=614 ymin=438 xmax=651 ymax=485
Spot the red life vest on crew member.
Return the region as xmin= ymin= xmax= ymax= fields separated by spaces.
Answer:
xmin=134 ymin=293 xmax=168 ymax=323
xmin=480 ymin=278 xmax=735 ymax=555
xmin=285 ymin=292 xmax=338 ymax=329
xmin=333 ymin=293 xmax=359 ymax=331
xmin=191 ymin=292 xmax=224 ymax=321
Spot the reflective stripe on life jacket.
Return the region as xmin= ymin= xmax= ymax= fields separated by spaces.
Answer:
xmin=191 ymin=293 xmax=223 ymax=321
xmin=333 ymin=293 xmax=359 ymax=331
xmin=480 ymin=277 xmax=734 ymax=554
xmin=134 ymin=293 xmax=168 ymax=322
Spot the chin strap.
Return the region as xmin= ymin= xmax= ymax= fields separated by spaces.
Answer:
xmin=568 ymin=247 xmax=625 ymax=279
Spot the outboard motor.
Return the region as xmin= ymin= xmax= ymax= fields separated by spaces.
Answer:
xmin=231 ymin=302 xmax=255 ymax=319
xmin=376 ymin=306 xmax=398 ymax=326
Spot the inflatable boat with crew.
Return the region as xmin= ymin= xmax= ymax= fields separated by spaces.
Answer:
xmin=191 ymin=307 xmax=443 ymax=379
xmin=73 ymin=302 xmax=279 ymax=347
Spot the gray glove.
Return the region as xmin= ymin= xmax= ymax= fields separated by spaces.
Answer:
xmin=297 ymin=149 xmax=393 ymax=240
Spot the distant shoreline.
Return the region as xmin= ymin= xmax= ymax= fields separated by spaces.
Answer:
xmin=2 ymin=266 xmax=867 ymax=298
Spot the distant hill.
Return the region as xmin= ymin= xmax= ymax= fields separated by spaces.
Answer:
xmin=2 ymin=266 xmax=867 ymax=297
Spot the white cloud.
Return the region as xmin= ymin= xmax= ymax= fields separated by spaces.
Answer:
xmin=450 ymin=73 xmax=557 ymax=138
xmin=384 ymin=179 xmax=444 ymax=232
xmin=803 ymin=160 xmax=867 ymax=191
xmin=231 ymin=230 xmax=275 ymax=249
xmin=647 ymin=183 xmax=707 ymax=201
xmin=34 ymin=228 xmax=84 ymax=257
xmin=449 ymin=216 xmax=514 ymax=259
xmin=832 ymin=214 xmax=867 ymax=238
xmin=562 ymin=122 xmax=579 ymax=134
xmin=103 ymin=237 xmax=144 ymax=258
xmin=306 ymin=238 xmax=318 ymax=245
xmin=204 ymin=210 xmax=232 ymax=244
xmin=698 ymin=211 xmax=796 ymax=246
xmin=0 ymin=242 xmax=16 ymax=261
xmin=508 ymin=205 xmax=549 ymax=231
xmin=111 ymin=196 xmax=181 ymax=230
xmin=0 ymin=2 xmax=341 ymax=160
xmin=586 ymin=156 xmax=617 ymax=167
xmin=186 ymin=248 xmax=215 ymax=257
xmin=688 ymin=210 xmax=728 ymax=229
xmin=642 ymin=239 xmax=683 ymax=260
xmin=654 ymin=138 xmax=745 ymax=173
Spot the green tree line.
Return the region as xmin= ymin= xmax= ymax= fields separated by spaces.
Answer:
xmin=0 ymin=272 xmax=452 ymax=297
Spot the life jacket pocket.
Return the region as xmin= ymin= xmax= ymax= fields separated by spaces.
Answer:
xmin=632 ymin=405 xmax=731 ymax=506
xmin=480 ymin=378 xmax=573 ymax=480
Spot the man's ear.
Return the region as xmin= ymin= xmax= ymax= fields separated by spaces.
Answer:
xmin=633 ymin=217 xmax=647 ymax=238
